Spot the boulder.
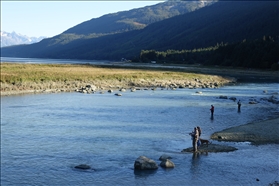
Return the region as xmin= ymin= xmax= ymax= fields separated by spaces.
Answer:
xmin=134 ymin=156 xmax=158 ymax=170
xmin=219 ymin=95 xmax=228 ymax=99
xmin=86 ymin=84 xmax=97 ymax=91
xmin=159 ymin=154 xmax=172 ymax=161
xmin=261 ymin=96 xmax=279 ymax=104
xmin=160 ymin=159 xmax=175 ymax=168
xmin=229 ymin=97 xmax=237 ymax=101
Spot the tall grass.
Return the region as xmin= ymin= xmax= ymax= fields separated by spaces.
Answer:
xmin=1 ymin=63 xmax=214 ymax=84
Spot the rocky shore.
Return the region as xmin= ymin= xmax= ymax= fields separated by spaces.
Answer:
xmin=181 ymin=117 xmax=279 ymax=153
xmin=211 ymin=117 xmax=279 ymax=145
xmin=0 ymin=75 xmax=236 ymax=96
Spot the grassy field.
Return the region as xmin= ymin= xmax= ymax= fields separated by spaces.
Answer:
xmin=1 ymin=63 xmax=219 ymax=83
xmin=0 ymin=62 xmax=234 ymax=94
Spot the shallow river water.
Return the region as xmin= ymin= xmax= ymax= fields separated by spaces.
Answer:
xmin=1 ymin=83 xmax=279 ymax=186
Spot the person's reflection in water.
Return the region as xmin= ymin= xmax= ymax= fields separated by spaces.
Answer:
xmin=190 ymin=152 xmax=201 ymax=181
xmin=192 ymin=152 xmax=200 ymax=160
xmin=191 ymin=152 xmax=200 ymax=169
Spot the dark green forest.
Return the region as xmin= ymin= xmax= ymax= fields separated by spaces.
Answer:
xmin=139 ymin=36 xmax=279 ymax=70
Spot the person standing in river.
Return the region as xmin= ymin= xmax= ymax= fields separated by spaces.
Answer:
xmin=197 ymin=126 xmax=201 ymax=137
xmin=190 ymin=127 xmax=199 ymax=152
xmin=210 ymin=105 xmax=214 ymax=116
xmin=237 ymin=100 xmax=241 ymax=112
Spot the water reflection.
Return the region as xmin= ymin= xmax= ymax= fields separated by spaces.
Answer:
xmin=192 ymin=152 xmax=200 ymax=161
xmin=134 ymin=169 xmax=157 ymax=178
xmin=190 ymin=152 xmax=201 ymax=181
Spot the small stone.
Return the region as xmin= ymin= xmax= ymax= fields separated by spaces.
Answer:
xmin=115 ymin=93 xmax=122 ymax=96
xmin=74 ymin=164 xmax=91 ymax=170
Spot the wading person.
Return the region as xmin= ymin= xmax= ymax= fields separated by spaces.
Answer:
xmin=190 ymin=127 xmax=199 ymax=152
xmin=197 ymin=126 xmax=201 ymax=137
xmin=210 ymin=105 xmax=214 ymax=117
xmin=237 ymin=100 xmax=241 ymax=112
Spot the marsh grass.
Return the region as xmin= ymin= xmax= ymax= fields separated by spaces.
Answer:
xmin=0 ymin=62 xmax=231 ymax=94
xmin=1 ymin=63 xmax=217 ymax=82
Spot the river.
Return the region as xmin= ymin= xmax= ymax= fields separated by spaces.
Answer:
xmin=1 ymin=84 xmax=279 ymax=185
xmin=1 ymin=57 xmax=279 ymax=185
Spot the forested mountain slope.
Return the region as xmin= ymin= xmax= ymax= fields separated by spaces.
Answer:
xmin=63 ymin=0 xmax=214 ymax=35
xmin=1 ymin=1 xmax=278 ymax=68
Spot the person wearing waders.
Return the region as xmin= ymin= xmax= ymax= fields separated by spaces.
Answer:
xmin=197 ymin=126 xmax=202 ymax=148
xmin=190 ymin=127 xmax=199 ymax=152
xmin=210 ymin=105 xmax=214 ymax=117
xmin=237 ymin=100 xmax=241 ymax=112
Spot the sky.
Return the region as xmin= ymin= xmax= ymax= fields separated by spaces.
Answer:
xmin=1 ymin=1 xmax=163 ymax=38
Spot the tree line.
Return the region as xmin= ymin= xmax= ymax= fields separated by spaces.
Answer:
xmin=138 ymin=36 xmax=279 ymax=70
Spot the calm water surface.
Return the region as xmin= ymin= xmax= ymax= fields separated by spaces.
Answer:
xmin=1 ymin=83 xmax=279 ymax=186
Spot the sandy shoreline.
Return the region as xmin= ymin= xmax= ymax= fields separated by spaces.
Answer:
xmin=211 ymin=117 xmax=279 ymax=145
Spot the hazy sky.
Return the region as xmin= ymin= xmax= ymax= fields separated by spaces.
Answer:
xmin=1 ymin=1 xmax=163 ymax=38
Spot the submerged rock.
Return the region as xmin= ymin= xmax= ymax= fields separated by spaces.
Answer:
xmin=74 ymin=164 xmax=91 ymax=170
xmin=181 ymin=144 xmax=237 ymax=153
xmin=159 ymin=154 xmax=172 ymax=161
xmin=219 ymin=95 xmax=228 ymax=99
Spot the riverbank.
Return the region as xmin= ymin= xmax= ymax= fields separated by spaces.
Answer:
xmin=211 ymin=117 xmax=279 ymax=145
xmin=181 ymin=117 xmax=279 ymax=153
xmin=0 ymin=62 xmax=236 ymax=96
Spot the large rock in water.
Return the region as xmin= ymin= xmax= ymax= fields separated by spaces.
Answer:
xmin=134 ymin=156 xmax=158 ymax=170
xmin=160 ymin=159 xmax=175 ymax=168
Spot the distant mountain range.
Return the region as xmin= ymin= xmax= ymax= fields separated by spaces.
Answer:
xmin=1 ymin=31 xmax=46 ymax=47
xmin=1 ymin=1 xmax=278 ymax=70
